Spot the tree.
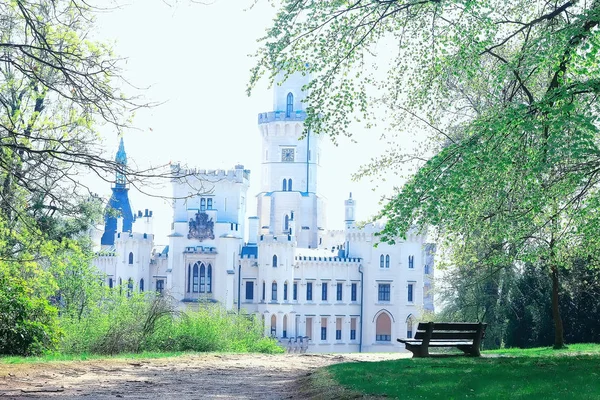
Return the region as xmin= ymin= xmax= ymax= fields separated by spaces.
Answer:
xmin=251 ymin=0 xmax=600 ymax=348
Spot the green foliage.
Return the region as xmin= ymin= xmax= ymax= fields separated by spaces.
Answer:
xmin=324 ymin=346 xmax=600 ymax=399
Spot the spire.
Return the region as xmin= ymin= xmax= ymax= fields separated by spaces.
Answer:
xmin=115 ymin=137 xmax=127 ymax=188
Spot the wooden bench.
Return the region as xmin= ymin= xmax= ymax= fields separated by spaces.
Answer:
xmin=397 ymin=322 xmax=487 ymax=357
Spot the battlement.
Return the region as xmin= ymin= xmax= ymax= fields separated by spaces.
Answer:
xmin=184 ymin=246 xmax=218 ymax=254
xmin=295 ymin=255 xmax=361 ymax=263
xmin=116 ymin=232 xmax=152 ymax=241
xmin=171 ymin=163 xmax=250 ymax=183
xmin=258 ymin=110 xmax=307 ymax=124
xmin=259 ymin=233 xmax=295 ymax=243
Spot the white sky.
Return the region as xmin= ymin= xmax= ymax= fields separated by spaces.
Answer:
xmin=92 ymin=0 xmax=415 ymax=246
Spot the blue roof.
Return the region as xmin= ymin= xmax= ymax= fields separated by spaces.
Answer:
xmin=161 ymin=245 xmax=169 ymax=255
xmin=241 ymin=245 xmax=258 ymax=258
xmin=100 ymin=186 xmax=134 ymax=246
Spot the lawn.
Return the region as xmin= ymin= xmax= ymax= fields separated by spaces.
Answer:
xmin=0 ymin=351 xmax=187 ymax=364
xmin=321 ymin=344 xmax=600 ymax=400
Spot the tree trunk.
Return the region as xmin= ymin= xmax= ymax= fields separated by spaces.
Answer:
xmin=551 ymin=266 xmax=565 ymax=349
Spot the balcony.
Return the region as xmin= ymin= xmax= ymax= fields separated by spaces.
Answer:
xmin=258 ymin=111 xmax=308 ymax=124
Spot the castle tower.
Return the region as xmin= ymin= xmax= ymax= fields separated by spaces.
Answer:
xmin=100 ymin=138 xmax=134 ymax=246
xmin=256 ymin=71 xmax=326 ymax=249
xmin=344 ymin=192 xmax=356 ymax=228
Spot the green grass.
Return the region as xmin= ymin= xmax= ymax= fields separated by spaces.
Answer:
xmin=0 ymin=351 xmax=187 ymax=364
xmin=323 ymin=344 xmax=600 ymax=400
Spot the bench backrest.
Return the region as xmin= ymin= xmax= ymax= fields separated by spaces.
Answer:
xmin=415 ymin=322 xmax=487 ymax=341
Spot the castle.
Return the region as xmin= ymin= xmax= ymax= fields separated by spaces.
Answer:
xmin=92 ymin=72 xmax=435 ymax=353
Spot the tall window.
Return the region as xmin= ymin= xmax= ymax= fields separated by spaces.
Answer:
xmin=288 ymin=178 xmax=292 ymax=191
xmin=351 ymin=283 xmax=357 ymax=302
xmin=408 ymin=255 xmax=414 ymax=269
xmin=207 ymin=264 xmax=212 ymax=293
xmin=336 ymin=318 xmax=342 ymax=340
xmin=307 ymin=282 xmax=313 ymax=301
xmin=200 ymin=264 xmax=206 ymax=293
xmin=407 ymin=315 xmax=415 ymax=339
xmin=336 ymin=283 xmax=343 ymax=301
xmin=376 ymin=312 xmax=392 ymax=341
xmin=350 ymin=318 xmax=357 ymax=340
xmin=200 ymin=198 xmax=206 ymax=211
xmin=282 ymin=179 xmax=287 ymax=191
xmin=156 ymin=279 xmax=164 ymax=294
xmin=284 ymin=282 xmax=288 ymax=301
xmin=284 ymin=214 xmax=289 ymax=232
xmin=286 ymin=92 xmax=293 ymax=117
xmin=380 ymin=254 xmax=384 ymax=268
xmin=293 ymin=282 xmax=298 ymax=300
xmin=320 ymin=317 xmax=327 ymax=341
xmin=193 ymin=264 xmax=199 ymax=293
xmin=321 ymin=282 xmax=328 ymax=301
xmin=207 ymin=198 xmax=213 ymax=210
xmin=385 ymin=254 xmax=390 ymax=268
xmin=272 ymin=282 xmax=278 ymax=301
xmin=187 ymin=264 xmax=191 ymax=293
xmin=378 ymin=284 xmax=391 ymax=302
xmin=128 ymin=252 xmax=134 ymax=265
xmin=245 ymin=281 xmax=254 ymax=300
xmin=127 ymin=278 xmax=133 ymax=297
xmin=108 ymin=278 xmax=113 ymax=289
xmin=408 ymin=283 xmax=414 ymax=302
xmin=272 ymin=254 xmax=278 ymax=268
xmin=262 ymin=281 xmax=266 ymax=301
xmin=139 ymin=279 xmax=144 ymax=292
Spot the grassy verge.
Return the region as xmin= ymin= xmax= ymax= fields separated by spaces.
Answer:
xmin=0 ymin=351 xmax=187 ymax=364
xmin=320 ymin=344 xmax=600 ymax=400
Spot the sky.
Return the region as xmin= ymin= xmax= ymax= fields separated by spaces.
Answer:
xmin=91 ymin=0 xmax=414 ymax=246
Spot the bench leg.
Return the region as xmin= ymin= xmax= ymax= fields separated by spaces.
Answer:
xmin=457 ymin=345 xmax=481 ymax=357
xmin=406 ymin=344 xmax=429 ymax=358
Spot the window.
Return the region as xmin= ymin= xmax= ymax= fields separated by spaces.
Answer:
xmin=305 ymin=317 xmax=312 ymax=339
xmin=322 ymin=282 xmax=328 ymax=301
xmin=139 ymin=279 xmax=144 ymax=292
xmin=262 ymin=281 xmax=266 ymax=301
xmin=193 ymin=264 xmax=199 ymax=293
xmin=245 ymin=281 xmax=254 ymax=300
xmin=407 ymin=315 xmax=415 ymax=339
xmin=128 ymin=252 xmax=134 ymax=265
xmin=293 ymin=282 xmax=298 ymax=300
xmin=272 ymin=254 xmax=278 ymax=268
xmin=284 ymin=282 xmax=288 ymax=301
xmin=385 ymin=254 xmax=390 ymax=268
xmin=187 ymin=264 xmax=191 ymax=293
xmin=108 ymin=278 xmax=113 ymax=289
xmin=376 ymin=312 xmax=392 ymax=342
xmin=336 ymin=318 xmax=342 ymax=340
xmin=207 ymin=264 xmax=212 ymax=293
xmin=380 ymin=254 xmax=384 ymax=268
xmin=408 ymin=255 xmax=414 ymax=269
xmin=321 ymin=317 xmax=327 ymax=341
xmin=200 ymin=198 xmax=206 ymax=211
xmin=200 ymin=263 xmax=206 ymax=293
xmin=378 ymin=284 xmax=391 ymax=302
xmin=350 ymin=318 xmax=357 ymax=340
xmin=207 ymin=198 xmax=213 ymax=210
xmin=336 ymin=283 xmax=342 ymax=301
xmin=351 ymin=283 xmax=357 ymax=302
xmin=288 ymin=178 xmax=292 ymax=191
xmin=271 ymin=315 xmax=277 ymax=337
xmin=425 ymin=264 xmax=430 ymax=274
xmin=156 ymin=279 xmax=164 ymax=294
xmin=284 ymin=214 xmax=289 ymax=232
xmin=272 ymin=282 xmax=278 ymax=301
xmin=307 ymin=282 xmax=313 ymax=301
xmin=119 ymin=278 xmax=122 ymax=295
xmin=286 ymin=92 xmax=293 ymax=117
xmin=282 ymin=179 xmax=287 ymax=191
xmin=408 ymin=283 xmax=414 ymax=302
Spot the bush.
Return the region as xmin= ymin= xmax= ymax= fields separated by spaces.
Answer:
xmin=0 ymin=275 xmax=59 ymax=356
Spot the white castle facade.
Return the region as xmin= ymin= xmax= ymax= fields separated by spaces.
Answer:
xmin=93 ymin=73 xmax=435 ymax=353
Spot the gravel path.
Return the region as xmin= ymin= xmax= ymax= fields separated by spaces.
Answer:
xmin=0 ymin=353 xmax=408 ymax=399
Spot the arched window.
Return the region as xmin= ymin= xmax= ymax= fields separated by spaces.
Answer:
xmin=108 ymin=278 xmax=113 ymax=289
xmin=193 ymin=263 xmax=199 ymax=293
xmin=187 ymin=264 xmax=191 ymax=293
xmin=385 ymin=254 xmax=390 ymax=268
xmin=139 ymin=279 xmax=144 ymax=292
xmin=271 ymin=314 xmax=277 ymax=336
xmin=288 ymin=178 xmax=292 ymax=191
xmin=286 ymin=92 xmax=294 ymax=117
xmin=407 ymin=315 xmax=416 ymax=339
xmin=282 ymin=179 xmax=287 ymax=191
xmin=380 ymin=254 xmax=384 ymax=268
xmin=200 ymin=263 xmax=206 ymax=293
xmin=284 ymin=281 xmax=288 ymax=301
xmin=272 ymin=281 xmax=278 ymax=301
xmin=207 ymin=264 xmax=212 ymax=293
xmin=207 ymin=198 xmax=213 ymax=210
xmin=272 ymin=254 xmax=278 ymax=268
xmin=408 ymin=255 xmax=414 ymax=269
xmin=200 ymin=198 xmax=206 ymax=211
xmin=127 ymin=278 xmax=134 ymax=298
xmin=284 ymin=214 xmax=289 ymax=232
xmin=262 ymin=281 xmax=266 ymax=301
xmin=128 ymin=252 xmax=134 ymax=265
xmin=376 ymin=312 xmax=392 ymax=341
xmin=283 ymin=314 xmax=288 ymax=338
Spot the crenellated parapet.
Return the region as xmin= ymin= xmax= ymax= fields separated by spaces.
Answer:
xmin=170 ymin=163 xmax=250 ymax=184
xmin=258 ymin=110 xmax=307 ymax=124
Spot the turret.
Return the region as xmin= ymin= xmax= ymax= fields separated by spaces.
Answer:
xmin=345 ymin=192 xmax=356 ymax=227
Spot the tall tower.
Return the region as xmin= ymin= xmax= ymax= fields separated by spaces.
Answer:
xmin=256 ymin=71 xmax=326 ymax=248
xmin=100 ymin=138 xmax=134 ymax=246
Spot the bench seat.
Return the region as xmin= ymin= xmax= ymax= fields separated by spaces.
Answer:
xmin=397 ymin=322 xmax=487 ymax=358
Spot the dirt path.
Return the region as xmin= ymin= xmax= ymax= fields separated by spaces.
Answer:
xmin=0 ymin=353 xmax=408 ymax=399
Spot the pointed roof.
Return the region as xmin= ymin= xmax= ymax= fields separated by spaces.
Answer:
xmin=115 ymin=137 xmax=127 ymax=165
